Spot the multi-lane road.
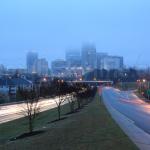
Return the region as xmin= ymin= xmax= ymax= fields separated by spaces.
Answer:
xmin=0 ymin=97 xmax=65 ymax=124
xmin=103 ymin=87 xmax=150 ymax=134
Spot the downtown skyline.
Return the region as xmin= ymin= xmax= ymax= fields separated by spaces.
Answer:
xmin=1 ymin=47 xmax=123 ymax=69
xmin=0 ymin=47 xmax=147 ymax=69
xmin=0 ymin=0 xmax=150 ymax=68
xmin=1 ymin=1 xmax=150 ymax=150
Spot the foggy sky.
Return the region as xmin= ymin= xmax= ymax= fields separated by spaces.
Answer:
xmin=0 ymin=0 xmax=150 ymax=68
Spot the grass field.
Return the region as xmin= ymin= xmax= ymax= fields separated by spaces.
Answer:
xmin=0 ymin=93 xmax=138 ymax=150
xmin=0 ymin=101 xmax=71 ymax=144
xmin=116 ymin=82 xmax=137 ymax=91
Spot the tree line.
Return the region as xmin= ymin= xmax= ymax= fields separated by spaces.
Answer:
xmin=83 ymin=68 xmax=139 ymax=83
xmin=18 ymin=79 xmax=97 ymax=134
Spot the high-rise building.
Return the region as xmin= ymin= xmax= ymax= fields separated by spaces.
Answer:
xmin=0 ymin=64 xmax=6 ymax=74
xmin=102 ymin=56 xmax=124 ymax=70
xmin=51 ymin=59 xmax=67 ymax=77
xmin=66 ymin=50 xmax=81 ymax=68
xmin=97 ymin=52 xmax=108 ymax=70
xmin=81 ymin=44 xmax=97 ymax=71
xmin=36 ymin=58 xmax=49 ymax=76
xmin=27 ymin=52 xmax=38 ymax=74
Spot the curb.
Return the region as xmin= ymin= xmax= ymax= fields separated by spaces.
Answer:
xmin=102 ymin=92 xmax=150 ymax=150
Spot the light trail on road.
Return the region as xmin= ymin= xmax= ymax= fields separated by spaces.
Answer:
xmin=102 ymin=87 xmax=150 ymax=134
xmin=0 ymin=97 xmax=67 ymax=124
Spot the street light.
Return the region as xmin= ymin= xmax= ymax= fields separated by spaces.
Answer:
xmin=93 ymin=77 xmax=96 ymax=81
xmin=39 ymin=78 xmax=47 ymax=96
xmin=138 ymin=79 xmax=147 ymax=96
xmin=43 ymin=78 xmax=47 ymax=82
xmin=79 ymin=78 xmax=82 ymax=81
xmin=143 ymin=79 xmax=146 ymax=83
xmin=57 ymin=79 xmax=64 ymax=99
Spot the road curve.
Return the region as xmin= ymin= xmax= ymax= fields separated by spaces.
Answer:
xmin=102 ymin=87 xmax=150 ymax=134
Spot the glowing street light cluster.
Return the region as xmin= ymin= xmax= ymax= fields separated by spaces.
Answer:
xmin=137 ymin=79 xmax=147 ymax=83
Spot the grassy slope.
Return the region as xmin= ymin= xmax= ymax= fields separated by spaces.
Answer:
xmin=0 ymin=103 xmax=71 ymax=144
xmin=116 ymin=82 xmax=137 ymax=91
xmin=0 ymin=93 xmax=138 ymax=150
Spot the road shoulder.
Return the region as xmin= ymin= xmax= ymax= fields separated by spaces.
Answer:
xmin=102 ymin=92 xmax=150 ymax=150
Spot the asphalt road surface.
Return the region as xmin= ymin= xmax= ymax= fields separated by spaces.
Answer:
xmin=102 ymin=87 xmax=150 ymax=134
xmin=0 ymin=97 xmax=66 ymax=124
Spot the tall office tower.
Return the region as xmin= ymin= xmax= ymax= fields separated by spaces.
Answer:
xmin=36 ymin=58 xmax=49 ymax=76
xmin=103 ymin=56 xmax=124 ymax=70
xmin=66 ymin=50 xmax=81 ymax=68
xmin=97 ymin=52 xmax=108 ymax=70
xmin=65 ymin=50 xmax=83 ymax=79
xmin=26 ymin=52 xmax=38 ymax=74
xmin=0 ymin=64 xmax=6 ymax=74
xmin=51 ymin=59 xmax=67 ymax=77
xmin=81 ymin=44 xmax=97 ymax=71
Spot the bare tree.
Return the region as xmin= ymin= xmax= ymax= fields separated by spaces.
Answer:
xmin=54 ymin=79 xmax=67 ymax=120
xmin=67 ymin=92 xmax=76 ymax=113
xmin=55 ymin=95 xmax=66 ymax=120
xmin=21 ymin=89 xmax=40 ymax=133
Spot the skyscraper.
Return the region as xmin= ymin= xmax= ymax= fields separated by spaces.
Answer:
xmin=0 ymin=64 xmax=6 ymax=74
xmin=36 ymin=58 xmax=49 ymax=76
xmin=97 ymin=52 xmax=108 ymax=70
xmin=26 ymin=52 xmax=38 ymax=74
xmin=81 ymin=44 xmax=97 ymax=71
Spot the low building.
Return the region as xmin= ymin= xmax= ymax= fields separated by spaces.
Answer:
xmin=51 ymin=59 xmax=67 ymax=77
xmin=7 ymin=68 xmax=27 ymax=75
xmin=102 ymin=56 xmax=124 ymax=70
xmin=0 ymin=77 xmax=33 ymax=97
xmin=66 ymin=50 xmax=81 ymax=68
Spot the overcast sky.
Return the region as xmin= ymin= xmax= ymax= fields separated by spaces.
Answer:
xmin=0 ymin=0 xmax=150 ymax=68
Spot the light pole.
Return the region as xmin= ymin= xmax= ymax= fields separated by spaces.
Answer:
xmin=139 ymin=79 xmax=147 ymax=96
xmin=137 ymin=80 xmax=141 ymax=93
xmin=57 ymin=79 xmax=64 ymax=97
xmin=39 ymin=77 xmax=47 ymax=97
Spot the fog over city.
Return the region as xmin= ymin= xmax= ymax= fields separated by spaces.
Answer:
xmin=1 ymin=1 xmax=150 ymax=150
xmin=0 ymin=0 xmax=150 ymax=68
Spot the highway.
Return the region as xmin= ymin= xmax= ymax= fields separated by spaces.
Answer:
xmin=102 ymin=87 xmax=150 ymax=134
xmin=0 ymin=97 xmax=66 ymax=124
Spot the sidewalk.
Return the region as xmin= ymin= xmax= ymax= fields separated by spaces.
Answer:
xmin=102 ymin=93 xmax=150 ymax=150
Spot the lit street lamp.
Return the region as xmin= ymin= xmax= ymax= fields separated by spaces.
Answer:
xmin=143 ymin=79 xmax=146 ymax=83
